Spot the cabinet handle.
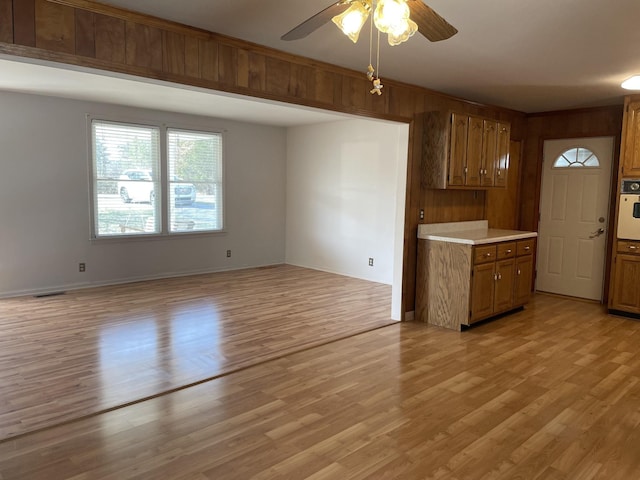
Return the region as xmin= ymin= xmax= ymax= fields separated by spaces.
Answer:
xmin=494 ymin=273 xmax=498 ymax=281
xmin=629 ymin=245 xmax=638 ymax=250
xmin=497 ymin=170 xmax=501 ymax=176
xmin=524 ymin=246 xmax=530 ymax=251
xmin=497 ymin=273 xmax=502 ymax=280
xmin=506 ymin=249 xmax=512 ymax=254
xmin=484 ymin=169 xmax=488 ymax=175
xmin=517 ymin=268 xmax=521 ymax=275
xmin=485 ymin=253 xmax=491 ymax=257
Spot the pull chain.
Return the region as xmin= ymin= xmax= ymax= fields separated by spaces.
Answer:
xmin=370 ymin=26 xmax=383 ymax=95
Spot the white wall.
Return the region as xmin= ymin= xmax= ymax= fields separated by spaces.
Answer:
xmin=0 ymin=91 xmax=287 ymax=297
xmin=285 ymin=119 xmax=408 ymax=293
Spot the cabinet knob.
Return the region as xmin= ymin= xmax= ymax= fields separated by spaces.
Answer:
xmin=485 ymin=253 xmax=491 ymax=257
xmin=497 ymin=273 xmax=502 ymax=280
xmin=517 ymin=268 xmax=521 ymax=275
xmin=630 ymin=245 xmax=638 ymax=250
xmin=497 ymin=170 xmax=501 ymax=176
xmin=506 ymin=249 xmax=512 ymax=254
xmin=524 ymin=246 xmax=530 ymax=251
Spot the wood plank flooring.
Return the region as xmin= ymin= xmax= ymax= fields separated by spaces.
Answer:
xmin=0 ymin=265 xmax=393 ymax=440
xmin=1 ymin=293 xmax=640 ymax=478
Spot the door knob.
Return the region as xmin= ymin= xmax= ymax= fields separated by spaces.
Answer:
xmin=589 ymin=227 xmax=605 ymax=238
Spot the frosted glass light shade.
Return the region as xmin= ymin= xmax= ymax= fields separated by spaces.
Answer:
xmin=332 ymin=1 xmax=371 ymax=43
xmin=374 ymin=0 xmax=410 ymax=34
xmin=387 ymin=18 xmax=417 ymax=45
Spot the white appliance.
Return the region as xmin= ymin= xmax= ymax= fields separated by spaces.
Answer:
xmin=618 ymin=179 xmax=640 ymax=240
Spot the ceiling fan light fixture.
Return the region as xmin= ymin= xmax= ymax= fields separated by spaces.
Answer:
xmin=332 ymin=1 xmax=372 ymax=43
xmin=622 ymin=75 xmax=640 ymax=90
xmin=374 ymin=0 xmax=411 ymax=35
xmin=387 ymin=18 xmax=418 ymax=45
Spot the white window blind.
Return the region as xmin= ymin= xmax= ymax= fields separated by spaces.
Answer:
xmin=91 ymin=120 xmax=161 ymax=237
xmin=167 ymin=129 xmax=223 ymax=232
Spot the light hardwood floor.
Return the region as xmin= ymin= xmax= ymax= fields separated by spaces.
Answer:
xmin=2 ymin=290 xmax=640 ymax=478
xmin=0 ymin=265 xmax=393 ymax=440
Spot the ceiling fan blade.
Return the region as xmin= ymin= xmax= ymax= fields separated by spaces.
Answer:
xmin=408 ymin=0 xmax=458 ymax=42
xmin=281 ymin=1 xmax=352 ymax=41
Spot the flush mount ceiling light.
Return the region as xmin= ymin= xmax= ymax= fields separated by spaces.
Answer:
xmin=622 ymin=75 xmax=640 ymax=90
xmin=281 ymin=0 xmax=457 ymax=95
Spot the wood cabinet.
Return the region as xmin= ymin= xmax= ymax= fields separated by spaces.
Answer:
xmin=514 ymin=254 xmax=534 ymax=306
xmin=495 ymin=122 xmax=510 ymax=187
xmin=610 ymin=240 xmax=640 ymax=314
xmin=422 ymin=111 xmax=511 ymax=190
xmin=620 ymin=98 xmax=640 ymax=177
xmin=416 ymin=236 xmax=536 ymax=330
xmin=469 ymin=239 xmax=533 ymax=323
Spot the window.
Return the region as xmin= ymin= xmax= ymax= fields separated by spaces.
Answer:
xmin=167 ymin=129 xmax=223 ymax=233
xmin=553 ymin=147 xmax=600 ymax=168
xmin=90 ymin=119 xmax=223 ymax=238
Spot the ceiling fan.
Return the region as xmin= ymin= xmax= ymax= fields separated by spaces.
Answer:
xmin=281 ymin=0 xmax=458 ymax=44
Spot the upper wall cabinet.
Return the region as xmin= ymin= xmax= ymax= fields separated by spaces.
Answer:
xmin=621 ymin=98 xmax=640 ymax=177
xmin=422 ymin=111 xmax=510 ymax=189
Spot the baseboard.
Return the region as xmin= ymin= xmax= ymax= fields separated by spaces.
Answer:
xmin=0 ymin=263 xmax=285 ymax=299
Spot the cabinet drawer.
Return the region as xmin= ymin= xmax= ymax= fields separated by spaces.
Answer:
xmin=497 ymin=242 xmax=516 ymax=259
xmin=517 ymin=239 xmax=535 ymax=256
xmin=474 ymin=245 xmax=497 ymax=264
xmin=618 ymin=240 xmax=640 ymax=255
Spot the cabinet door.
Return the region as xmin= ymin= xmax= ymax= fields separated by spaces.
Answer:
xmin=622 ymin=100 xmax=640 ymax=177
xmin=514 ymin=255 xmax=533 ymax=306
xmin=449 ymin=113 xmax=468 ymax=186
xmin=611 ymin=254 xmax=640 ymax=313
xmin=471 ymin=262 xmax=495 ymax=321
xmin=465 ymin=116 xmax=484 ymax=187
xmin=481 ymin=120 xmax=497 ymax=187
xmin=495 ymin=122 xmax=510 ymax=187
xmin=493 ymin=259 xmax=515 ymax=312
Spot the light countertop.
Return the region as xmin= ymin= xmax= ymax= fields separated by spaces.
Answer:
xmin=417 ymin=220 xmax=537 ymax=245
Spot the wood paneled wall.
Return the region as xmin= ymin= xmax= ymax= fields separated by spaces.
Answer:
xmin=0 ymin=0 xmax=529 ymax=316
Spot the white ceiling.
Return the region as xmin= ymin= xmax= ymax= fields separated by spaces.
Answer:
xmin=88 ymin=0 xmax=640 ymax=113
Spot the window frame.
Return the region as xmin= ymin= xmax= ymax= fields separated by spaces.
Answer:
xmin=88 ymin=114 xmax=226 ymax=241
xmin=552 ymin=146 xmax=601 ymax=169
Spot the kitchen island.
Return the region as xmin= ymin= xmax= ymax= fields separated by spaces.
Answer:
xmin=416 ymin=220 xmax=537 ymax=330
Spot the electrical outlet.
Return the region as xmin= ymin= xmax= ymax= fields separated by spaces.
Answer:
xmin=368 ymin=258 xmax=374 ymax=267
xmin=226 ymin=250 xmax=231 ymax=258
xmin=79 ymin=263 xmax=86 ymax=272
xmin=419 ymin=209 xmax=424 ymax=220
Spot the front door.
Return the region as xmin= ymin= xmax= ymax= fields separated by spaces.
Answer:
xmin=536 ymin=137 xmax=614 ymax=300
